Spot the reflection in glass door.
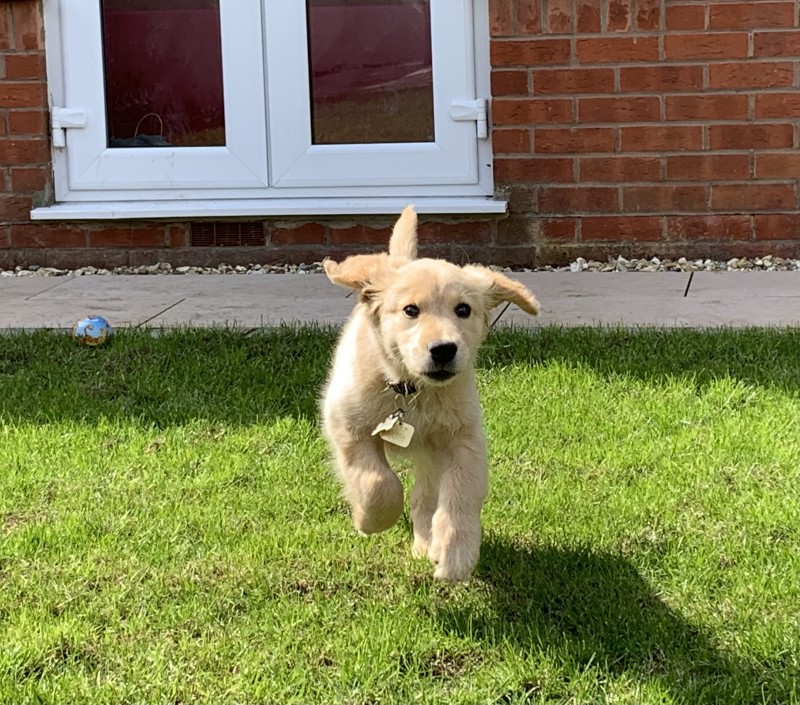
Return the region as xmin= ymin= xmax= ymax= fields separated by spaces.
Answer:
xmin=101 ymin=0 xmax=226 ymax=148
xmin=306 ymin=0 xmax=434 ymax=145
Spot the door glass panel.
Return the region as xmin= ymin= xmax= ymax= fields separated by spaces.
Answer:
xmin=307 ymin=0 xmax=434 ymax=145
xmin=101 ymin=0 xmax=226 ymax=148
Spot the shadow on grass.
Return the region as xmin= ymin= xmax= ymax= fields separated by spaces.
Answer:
xmin=481 ymin=326 xmax=800 ymax=395
xmin=437 ymin=536 xmax=793 ymax=705
xmin=0 ymin=326 xmax=337 ymax=425
xmin=2 ymin=326 xmax=800 ymax=427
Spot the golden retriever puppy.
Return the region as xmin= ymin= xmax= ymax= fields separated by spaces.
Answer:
xmin=321 ymin=206 xmax=539 ymax=581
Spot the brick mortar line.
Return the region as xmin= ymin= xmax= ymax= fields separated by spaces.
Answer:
xmin=493 ymin=57 xmax=793 ymax=67
xmin=495 ymin=120 xmax=799 ymax=127
xmin=531 ymin=209 xmax=799 ymax=216
xmin=571 ymin=0 xmax=578 ymax=43
xmin=497 ymin=151 xmax=800 ymax=158
xmin=491 ymin=28 xmax=799 ymax=41
xmin=598 ymin=0 xmax=608 ymax=33
xmin=680 ymin=0 xmax=796 ymax=3
xmin=499 ymin=91 xmax=796 ymax=97
xmin=518 ymin=155 xmax=794 ymax=161
xmin=496 ymin=181 xmax=800 ymax=187
xmin=501 ymin=113 xmax=799 ymax=119
xmin=530 ymin=59 xmax=800 ymax=66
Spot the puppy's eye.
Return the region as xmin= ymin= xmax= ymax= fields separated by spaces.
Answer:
xmin=403 ymin=304 xmax=420 ymax=319
xmin=454 ymin=303 xmax=472 ymax=319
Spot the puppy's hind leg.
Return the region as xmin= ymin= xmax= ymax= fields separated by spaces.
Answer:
xmin=334 ymin=437 xmax=404 ymax=535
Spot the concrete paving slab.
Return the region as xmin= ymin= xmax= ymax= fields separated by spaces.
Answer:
xmin=25 ymin=273 xmax=263 ymax=297
xmin=147 ymin=274 xmax=354 ymax=327
xmin=680 ymin=271 xmax=800 ymax=327
xmin=0 ymin=275 xmax=74 ymax=300
xmin=32 ymin=272 xmax=346 ymax=298
xmin=2 ymin=276 xmax=183 ymax=328
xmin=495 ymin=272 xmax=693 ymax=327
xmin=0 ymin=273 xmax=352 ymax=329
xmin=0 ymin=297 xmax=182 ymax=329
xmin=689 ymin=271 xmax=800 ymax=295
xmin=1 ymin=270 xmax=799 ymax=330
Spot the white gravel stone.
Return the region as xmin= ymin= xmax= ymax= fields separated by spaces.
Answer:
xmin=2 ymin=255 xmax=800 ymax=277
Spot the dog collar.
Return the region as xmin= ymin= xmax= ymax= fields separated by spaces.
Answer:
xmin=387 ymin=380 xmax=417 ymax=396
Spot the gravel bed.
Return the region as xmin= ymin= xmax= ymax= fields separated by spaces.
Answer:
xmin=1 ymin=255 xmax=799 ymax=277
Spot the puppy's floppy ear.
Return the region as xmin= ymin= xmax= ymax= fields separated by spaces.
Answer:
xmin=323 ymin=254 xmax=389 ymax=291
xmin=466 ymin=265 xmax=540 ymax=315
xmin=388 ymin=204 xmax=418 ymax=260
xmin=323 ymin=205 xmax=415 ymax=296
xmin=323 ymin=254 xmax=392 ymax=307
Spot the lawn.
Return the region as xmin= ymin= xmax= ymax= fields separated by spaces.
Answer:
xmin=0 ymin=326 xmax=798 ymax=704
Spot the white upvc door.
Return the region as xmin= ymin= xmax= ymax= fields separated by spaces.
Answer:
xmin=45 ymin=0 xmax=493 ymax=210
xmin=53 ymin=0 xmax=269 ymax=199
xmin=265 ymin=0 xmax=481 ymax=190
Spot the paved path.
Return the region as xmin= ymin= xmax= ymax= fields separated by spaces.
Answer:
xmin=1 ymin=271 xmax=799 ymax=330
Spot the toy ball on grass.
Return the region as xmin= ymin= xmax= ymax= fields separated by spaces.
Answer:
xmin=73 ymin=315 xmax=113 ymax=346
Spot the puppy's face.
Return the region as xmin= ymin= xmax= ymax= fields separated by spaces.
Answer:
xmin=376 ymin=261 xmax=490 ymax=386
xmin=323 ymin=206 xmax=539 ymax=388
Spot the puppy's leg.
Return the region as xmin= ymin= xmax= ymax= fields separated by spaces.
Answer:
xmin=409 ymin=451 xmax=439 ymax=558
xmin=334 ymin=437 xmax=404 ymax=535
xmin=429 ymin=436 xmax=488 ymax=581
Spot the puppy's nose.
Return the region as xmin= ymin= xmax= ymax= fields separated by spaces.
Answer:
xmin=428 ymin=341 xmax=457 ymax=365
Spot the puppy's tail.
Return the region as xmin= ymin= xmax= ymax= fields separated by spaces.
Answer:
xmin=388 ymin=204 xmax=418 ymax=260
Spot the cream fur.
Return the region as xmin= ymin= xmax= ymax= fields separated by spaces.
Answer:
xmin=321 ymin=206 xmax=539 ymax=581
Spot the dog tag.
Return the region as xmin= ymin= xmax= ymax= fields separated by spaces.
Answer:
xmin=371 ymin=411 xmax=403 ymax=436
xmin=371 ymin=410 xmax=415 ymax=447
xmin=379 ymin=420 xmax=415 ymax=448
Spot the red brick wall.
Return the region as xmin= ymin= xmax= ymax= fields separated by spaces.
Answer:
xmin=1 ymin=2 xmax=48 ymax=225
xmin=491 ymin=0 xmax=800 ymax=263
xmin=1 ymin=0 xmax=799 ymax=267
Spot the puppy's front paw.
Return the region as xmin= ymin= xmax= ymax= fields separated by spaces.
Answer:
xmin=429 ymin=536 xmax=479 ymax=582
xmin=429 ymin=510 xmax=481 ymax=581
xmin=350 ymin=470 xmax=404 ymax=535
xmin=432 ymin=549 xmax=477 ymax=582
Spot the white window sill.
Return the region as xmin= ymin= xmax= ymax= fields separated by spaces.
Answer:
xmin=31 ymin=197 xmax=507 ymax=221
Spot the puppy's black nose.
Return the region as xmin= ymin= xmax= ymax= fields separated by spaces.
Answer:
xmin=428 ymin=341 xmax=457 ymax=365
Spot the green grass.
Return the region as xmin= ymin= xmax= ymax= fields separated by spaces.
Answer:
xmin=0 ymin=326 xmax=798 ymax=704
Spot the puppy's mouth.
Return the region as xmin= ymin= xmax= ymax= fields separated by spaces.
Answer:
xmin=424 ymin=369 xmax=457 ymax=383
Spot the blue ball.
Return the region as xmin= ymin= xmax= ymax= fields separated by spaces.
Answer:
xmin=73 ymin=315 xmax=113 ymax=346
